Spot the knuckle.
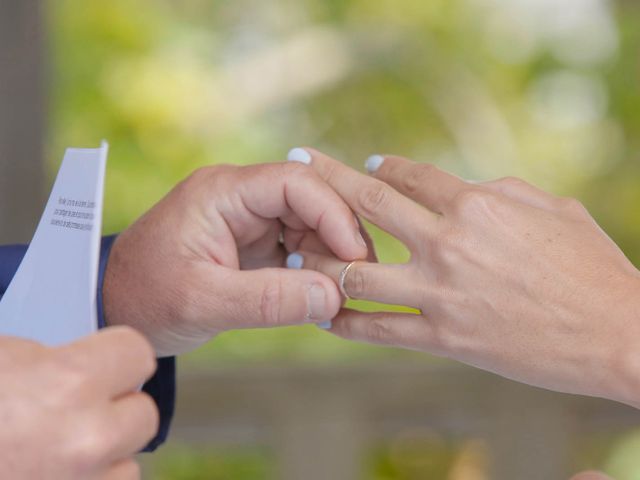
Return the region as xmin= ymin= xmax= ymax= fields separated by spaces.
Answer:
xmin=52 ymin=351 xmax=91 ymax=396
xmin=321 ymin=161 xmax=339 ymax=184
xmin=401 ymin=164 xmax=435 ymax=195
xmin=497 ymin=176 xmax=527 ymax=189
xmin=184 ymin=166 xmax=211 ymax=186
xmin=137 ymin=393 xmax=161 ymax=437
xmin=431 ymin=235 xmax=463 ymax=268
xmin=140 ymin=393 xmax=160 ymax=435
xmin=282 ymin=160 xmax=310 ymax=177
xmin=357 ymin=182 xmax=391 ymax=216
xmin=365 ymin=316 xmax=394 ymax=344
xmin=558 ymin=197 xmax=587 ymax=216
xmin=133 ymin=338 xmax=157 ymax=379
xmin=186 ymin=164 xmax=235 ymax=190
xmin=114 ymin=327 xmax=157 ymax=377
xmin=67 ymin=426 xmax=110 ymax=474
xmin=452 ymin=188 xmax=498 ymax=216
xmin=260 ymin=279 xmax=284 ymax=326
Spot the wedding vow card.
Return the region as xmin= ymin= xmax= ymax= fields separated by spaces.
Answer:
xmin=0 ymin=142 xmax=108 ymax=346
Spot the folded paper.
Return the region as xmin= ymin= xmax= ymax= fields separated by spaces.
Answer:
xmin=0 ymin=142 xmax=108 ymax=346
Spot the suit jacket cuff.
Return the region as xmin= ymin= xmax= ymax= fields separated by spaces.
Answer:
xmin=99 ymin=234 xmax=177 ymax=452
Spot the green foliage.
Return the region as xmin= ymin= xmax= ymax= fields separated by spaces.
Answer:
xmin=47 ymin=0 xmax=640 ymax=367
xmin=47 ymin=0 xmax=640 ymax=477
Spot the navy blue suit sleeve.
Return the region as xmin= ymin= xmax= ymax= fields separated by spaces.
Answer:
xmin=0 ymin=236 xmax=175 ymax=452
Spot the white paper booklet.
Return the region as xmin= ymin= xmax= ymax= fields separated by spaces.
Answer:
xmin=0 ymin=142 xmax=108 ymax=346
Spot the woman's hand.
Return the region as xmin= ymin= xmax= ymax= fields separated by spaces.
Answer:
xmin=103 ymin=162 xmax=368 ymax=357
xmin=289 ymin=148 xmax=640 ymax=409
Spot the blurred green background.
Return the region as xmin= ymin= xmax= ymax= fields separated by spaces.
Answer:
xmin=43 ymin=0 xmax=640 ymax=478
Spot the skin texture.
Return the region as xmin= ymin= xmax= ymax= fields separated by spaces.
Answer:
xmin=0 ymin=327 xmax=158 ymax=480
xmin=103 ymin=162 xmax=368 ymax=357
xmin=0 ymin=161 xmax=369 ymax=477
xmin=292 ymin=148 xmax=640 ymax=411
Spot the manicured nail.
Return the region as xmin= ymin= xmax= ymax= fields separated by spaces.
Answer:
xmin=365 ymin=155 xmax=385 ymax=173
xmin=287 ymin=148 xmax=312 ymax=165
xmin=286 ymin=252 xmax=304 ymax=269
xmin=317 ymin=320 xmax=333 ymax=330
xmin=307 ymin=284 xmax=328 ymax=321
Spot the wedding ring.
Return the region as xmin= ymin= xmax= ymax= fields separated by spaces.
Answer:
xmin=338 ymin=261 xmax=358 ymax=299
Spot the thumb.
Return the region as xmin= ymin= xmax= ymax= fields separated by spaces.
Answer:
xmin=218 ymin=265 xmax=342 ymax=329
xmin=569 ymin=472 xmax=613 ymax=480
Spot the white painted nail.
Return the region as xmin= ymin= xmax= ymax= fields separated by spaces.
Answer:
xmin=286 ymin=252 xmax=304 ymax=269
xmin=317 ymin=320 xmax=333 ymax=330
xmin=365 ymin=155 xmax=385 ymax=173
xmin=287 ymin=148 xmax=312 ymax=165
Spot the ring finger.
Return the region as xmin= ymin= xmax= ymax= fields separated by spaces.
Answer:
xmin=288 ymin=251 xmax=423 ymax=309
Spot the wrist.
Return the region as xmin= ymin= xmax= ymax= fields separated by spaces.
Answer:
xmin=102 ymin=234 xmax=158 ymax=345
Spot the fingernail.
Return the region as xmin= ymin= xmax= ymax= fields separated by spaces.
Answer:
xmin=307 ymin=284 xmax=328 ymax=321
xmin=317 ymin=320 xmax=333 ymax=330
xmin=287 ymin=147 xmax=312 ymax=165
xmin=365 ymin=155 xmax=385 ymax=173
xmin=286 ymin=252 xmax=304 ymax=269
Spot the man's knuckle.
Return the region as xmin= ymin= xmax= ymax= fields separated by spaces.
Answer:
xmin=186 ymin=166 xmax=212 ymax=184
xmin=53 ymin=351 xmax=90 ymax=395
xmin=188 ymin=164 xmax=235 ymax=189
xmin=357 ymin=183 xmax=391 ymax=215
xmin=67 ymin=427 xmax=110 ymax=474
xmin=558 ymin=197 xmax=587 ymax=216
xmin=498 ymin=176 xmax=526 ymax=189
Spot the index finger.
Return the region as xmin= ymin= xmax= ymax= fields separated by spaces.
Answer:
xmin=234 ymin=162 xmax=369 ymax=262
xmin=368 ymin=155 xmax=467 ymax=214
xmin=59 ymin=326 xmax=157 ymax=398
xmin=289 ymin=148 xmax=440 ymax=248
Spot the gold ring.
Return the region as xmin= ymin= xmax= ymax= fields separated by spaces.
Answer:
xmin=338 ymin=261 xmax=358 ymax=299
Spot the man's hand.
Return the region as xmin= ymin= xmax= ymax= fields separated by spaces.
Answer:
xmin=0 ymin=327 xmax=158 ymax=480
xmin=292 ymin=148 xmax=640 ymax=409
xmin=103 ymin=162 xmax=368 ymax=356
